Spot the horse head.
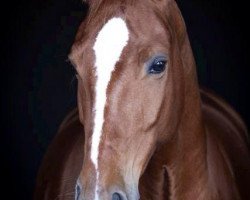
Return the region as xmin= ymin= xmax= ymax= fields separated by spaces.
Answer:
xmin=69 ymin=0 xmax=200 ymax=199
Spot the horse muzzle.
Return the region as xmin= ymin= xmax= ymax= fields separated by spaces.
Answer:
xmin=75 ymin=181 xmax=140 ymax=200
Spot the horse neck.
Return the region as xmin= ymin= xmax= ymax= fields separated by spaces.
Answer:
xmin=161 ymin=88 xmax=240 ymax=199
xmin=166 ymin=64 xmax=209 ymax=199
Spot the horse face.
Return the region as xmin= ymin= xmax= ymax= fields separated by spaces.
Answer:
xmin=69 ymin=0 xmax=185 ymax=199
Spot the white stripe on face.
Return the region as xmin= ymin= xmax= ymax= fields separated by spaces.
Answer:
xmin=91 ymin=17 xmax=129 ymax=199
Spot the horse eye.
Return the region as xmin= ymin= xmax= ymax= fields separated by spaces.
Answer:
xmin=147 ymin=56 xmax=167 ymax=74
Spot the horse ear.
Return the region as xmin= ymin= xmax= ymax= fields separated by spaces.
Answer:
xmin=166 ymin=0 xmax=186 ymax=47
xmin=165 ymin=0 xmax=198 ymax=84
xmin=153 ymin=0 xmax=186 ymax=46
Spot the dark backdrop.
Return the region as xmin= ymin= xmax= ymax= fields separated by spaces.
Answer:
xmin=1 ymin=0 xmax=249 ymax=199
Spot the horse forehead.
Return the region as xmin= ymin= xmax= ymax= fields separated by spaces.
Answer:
xmin=90 ymin=16 xmax=129 ymax=168
xmin=93 ymin=17 xmax=129 ymax=66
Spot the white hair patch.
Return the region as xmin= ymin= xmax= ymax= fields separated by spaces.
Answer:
xmin=91 ymin=17 xmax=129 ymax=199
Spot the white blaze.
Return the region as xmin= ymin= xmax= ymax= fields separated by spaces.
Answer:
xmin=91 ymin=17 xmax=129 ymax=199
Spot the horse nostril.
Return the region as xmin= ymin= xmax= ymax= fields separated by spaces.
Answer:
xmin=112 ymin=192 xmax=123 ymax=200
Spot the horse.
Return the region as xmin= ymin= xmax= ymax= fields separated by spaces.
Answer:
xmin=34 ymin=0 xmax=250 ymax=199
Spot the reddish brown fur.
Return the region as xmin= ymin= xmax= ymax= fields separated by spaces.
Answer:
xmin=35 ymin=0 xmax=250 ymax=199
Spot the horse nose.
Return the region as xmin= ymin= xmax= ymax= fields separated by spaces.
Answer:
xmin=112 ymin=192 xmax=127 ymax=200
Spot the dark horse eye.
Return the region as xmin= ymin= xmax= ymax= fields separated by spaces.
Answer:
xmin=147 ymin=55 xmax=167 ymax=74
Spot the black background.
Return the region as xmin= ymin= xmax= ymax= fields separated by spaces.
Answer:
xmin=1 ymin=0 xmax=249 ymax=199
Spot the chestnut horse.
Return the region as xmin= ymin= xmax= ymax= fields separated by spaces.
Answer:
xmin=34 ymin=0 xmax=250 ymax=199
